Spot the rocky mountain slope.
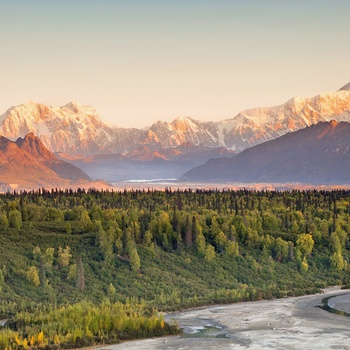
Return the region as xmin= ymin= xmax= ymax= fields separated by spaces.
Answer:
xmin=339 ymin=82 xmax=350 ymax=91
xmin=182 ymin=121 xmax=350 ymax=184
xmin=0 ymin=134 xmax=110 ymax=191
xmin=15 ymin=133 xmax=90 ymax=181
xmin=1 ymin=84 xmax=349 ymax=156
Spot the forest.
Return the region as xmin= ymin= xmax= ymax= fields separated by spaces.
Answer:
xmin=0 ymin=187 xmax=350 ymax=349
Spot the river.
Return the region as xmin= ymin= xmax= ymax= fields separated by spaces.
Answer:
xmin=96 ymin=287 xmax=350 ymax=350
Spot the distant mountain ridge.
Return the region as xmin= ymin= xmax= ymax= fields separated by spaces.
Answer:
xmin=0 ymin=133 xmax=110 ymax=191
xmin=59 ymin=143 xmax=235 ymax=182
xmin=182 ymin=121 xmax=350 ymax=184
xmin=1 ymin=83 xmax=350 ymax=156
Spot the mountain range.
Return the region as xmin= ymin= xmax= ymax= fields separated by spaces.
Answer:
xmin=0 ymin=82 xmax=349 ymax=186
xmin=182 ymin=120 xmax=350 ymax=184
xmin=1 ymin=84 xmax=350 ymax=157
xmin=0 ymin=133 xmax=110 ymax=191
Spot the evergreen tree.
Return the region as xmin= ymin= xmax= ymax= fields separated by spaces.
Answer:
xmin=129 ymin=245 xmax=141 ymax=273
xmin=0 ymin=269 xmax=4 ymax=292
xmin=107 ymin=283 xmax=116 ymax=302
xmin=8 ymin=210 xmax=22 ymax=230
xmin=185 ymin=215 xmax=192 ymax=247
xmin=76 ymin=256 xmax=85 ymax=290
xmin=195 ymin=233 xmax=206 ymax=256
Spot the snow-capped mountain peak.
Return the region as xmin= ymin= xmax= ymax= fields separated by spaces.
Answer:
xmin=0 ymin=101 xmax=116 ymax=155
xmin=0 ymin=83 xmax=350 ymax=156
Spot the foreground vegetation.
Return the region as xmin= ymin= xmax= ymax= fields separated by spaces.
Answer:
xmin=0 ymin=188 xmax=350 ymax=348
xmin=1 ymin=299 xmax=177 ymax=349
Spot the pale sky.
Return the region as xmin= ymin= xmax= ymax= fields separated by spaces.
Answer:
xmin=0 ymin=0 xmax=349 ymax=128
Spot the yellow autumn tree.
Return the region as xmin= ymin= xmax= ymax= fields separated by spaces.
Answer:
xmin=26 ymin=266 xmax=40 ymax=287
xmin=37 ymin=330 xmax=44 ymax=345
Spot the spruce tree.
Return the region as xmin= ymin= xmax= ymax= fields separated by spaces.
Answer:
xmin=76 ymin=256 xmax=85 ymax=291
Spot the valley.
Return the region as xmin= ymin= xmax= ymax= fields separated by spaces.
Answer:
xmin=100 ymin=287 xmax=350 ymax=350
xmin=0 ymin=76 xmax=350 ymax=350
xmin=3 ymin=2 xmax=350 ymax=349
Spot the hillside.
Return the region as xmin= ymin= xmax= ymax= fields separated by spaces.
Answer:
xmin=0 ymin=188 xmax=348 ymax=307
xmin=0 ymin=188 xmax=349 ymax=348
xmin=182 ymin=121 xmax=350 ymax=184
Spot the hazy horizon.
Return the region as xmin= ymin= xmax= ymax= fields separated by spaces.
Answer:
xmin=1 ymin=0 xmax=349 ymax=128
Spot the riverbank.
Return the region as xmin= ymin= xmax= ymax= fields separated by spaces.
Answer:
xmin=95 ymin=287 xmax=350 ymax=350
xmin=327 ymin=291 xmax=350 ymax=314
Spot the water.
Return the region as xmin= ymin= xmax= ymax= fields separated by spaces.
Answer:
xmin=182 ymin=324 xmax=228 ymax=339
xmin=122 ymin=178 xmax=178 ymax=183
xmin=319 ymin=294 xmax=350 ymax=317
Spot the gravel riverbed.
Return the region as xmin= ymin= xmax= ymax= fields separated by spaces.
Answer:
xmin=95 ymin=287 xmax=350 ymax=350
